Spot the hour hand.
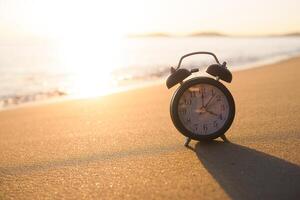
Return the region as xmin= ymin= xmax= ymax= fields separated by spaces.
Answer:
xmin=206 ymin=110 xmax=218 ymax=116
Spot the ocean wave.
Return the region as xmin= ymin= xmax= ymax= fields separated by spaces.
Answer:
xmin=0 ymin=90 xmax=66 ymax=108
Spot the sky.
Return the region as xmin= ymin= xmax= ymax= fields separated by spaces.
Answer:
xmin=0 ymin=0 xmax=299 ymax=98
xmin=0 ymin=0 xmax=300 ymax=40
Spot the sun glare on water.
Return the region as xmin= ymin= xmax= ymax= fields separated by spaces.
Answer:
xmin=58 ymin=33 xmax=123 ymax=98
xmin=54 ymin=3 xmax=126 ymax=98
xmin=21 ymin=0 xmax=137 ymax=98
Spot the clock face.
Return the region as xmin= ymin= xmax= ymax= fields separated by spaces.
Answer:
xmin=177 ymin=83 xmax=230 ymax=136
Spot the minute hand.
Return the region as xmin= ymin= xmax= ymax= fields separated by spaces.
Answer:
xmin=204 ymin=94 xmax=216 ymax=108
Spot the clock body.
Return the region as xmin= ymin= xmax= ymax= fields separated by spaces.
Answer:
xmin=170 ymin=77 xmax=235 ymax=140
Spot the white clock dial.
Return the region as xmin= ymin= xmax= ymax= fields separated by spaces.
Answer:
xmin=178 ymin=84 xmax=230 ymax=135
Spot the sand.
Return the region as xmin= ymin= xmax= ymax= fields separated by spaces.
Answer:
xmin=0 ymin=57 xmax=300 ymax=199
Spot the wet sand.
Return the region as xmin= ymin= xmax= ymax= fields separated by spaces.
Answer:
xmin=0 ymin=57 xmax=300 ymax=199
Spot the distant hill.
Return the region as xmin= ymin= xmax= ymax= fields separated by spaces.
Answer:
xmin=265 ymin=32 xmax=300 ymax=37
xmin=127 ymin=33 xmax=171 ymax=38
xmin=189 ymin=32 xmax=227 ymax=37
xmin=127 ymin=31 xmax=227 ymax=38
xmin=127 ymin=32 xmax=300 ymax=38
xmin=280 ymin=32 xmax=300 ymax=37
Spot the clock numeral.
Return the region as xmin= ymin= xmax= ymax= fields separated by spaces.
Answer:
xmin=199 ymin=87 xmax=206 ymax=95
xmin=186 ymin=118 xmax=191 ymax=123
xmin=180 ymin=108 xmax=187 ymax=115
xmin=216 ymin=95 xmax=221 ymax=102
xmin=190 ymin=91 xmax=196 ymax=98
xmin=211 ymin=89 xmax=215 ymax=96
xmin=213 ymin=121 xmax=218 ymax=128
xmin=221 ymin=104 xmax=225 ymax=111
xmin=219 ymin=114 xmax=223 ymax=120
xmin=203 ymin=124 xmax=208 ymax=133
xmin=194 ymin=124 xmax=198 ymax=131
xmin=184 ymin=99 xmax=192 ymax=105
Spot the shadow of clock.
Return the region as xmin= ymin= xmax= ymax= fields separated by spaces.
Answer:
xmin=195 ymin=141 xmax=300 ymax=200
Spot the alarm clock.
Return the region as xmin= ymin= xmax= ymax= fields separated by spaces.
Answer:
xmin=166 ymin=52 xmax=235 ymax=146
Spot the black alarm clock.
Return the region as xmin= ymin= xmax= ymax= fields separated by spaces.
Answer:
xmin=166 ymin=52 xmax=235 ymax=146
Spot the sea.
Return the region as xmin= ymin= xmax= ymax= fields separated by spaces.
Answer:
xmin=1 ymin=36 xmax=300 ymax=109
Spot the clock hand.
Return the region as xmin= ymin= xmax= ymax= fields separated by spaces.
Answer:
xmin=204 ymin=94 xmax=216 ymax=108
xmin=206 ymin=110 xmax=218 ymax=117
xmin=205 ymin=101 xmax=218 ymax=110
xmin=201 ymin=91 xmax=204 ymax=108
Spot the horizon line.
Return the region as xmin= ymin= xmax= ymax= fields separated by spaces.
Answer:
xmin=127 ymin=31 xmax=300 ymax=38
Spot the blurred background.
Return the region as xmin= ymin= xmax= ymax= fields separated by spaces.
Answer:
xmin=0 ymin=0 xmax=300 ymax=108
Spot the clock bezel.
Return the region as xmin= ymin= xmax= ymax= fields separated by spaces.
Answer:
xmin=170 ymin=77 xmax=235 ymax=141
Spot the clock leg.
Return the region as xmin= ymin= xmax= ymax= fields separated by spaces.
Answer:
xmin=220 ymin=134 xmax=230 ymax=143
xmin=184 ymin=137 xmax=192 ymax=147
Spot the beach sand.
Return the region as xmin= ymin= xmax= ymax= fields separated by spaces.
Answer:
xmin=0 ymin=57 xmax=300 ymax=199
